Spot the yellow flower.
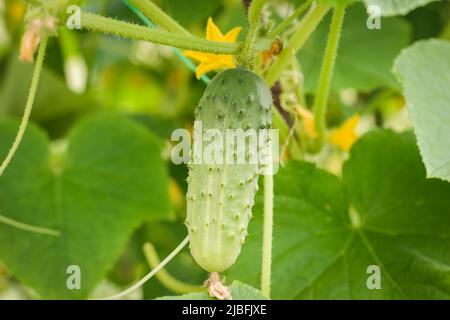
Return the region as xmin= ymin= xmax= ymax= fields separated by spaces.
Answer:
xmin=184 ymin=18 xmax=241 ymax=79
xmin=328 ymin=113 xmax=360 ymax=152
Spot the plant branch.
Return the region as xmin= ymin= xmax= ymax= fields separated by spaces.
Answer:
xmin=128 ymin=0 xmax=191 ymax=36
xmin=248 ymin=0 xmax=267 ymax=24
xmin=313 ymin=4 xmax=346 ymax=145
xmin=143 ymin=242 xmax=203 ymax=294
xmin=261 ymin=171 xmax=274 ymax=298
xmin=265 ymin=3 xmax=329 ymax=86
xmin=239 ymin=22 xmax=261 ymax=68
xmin=239 ymin=0 xmax=267 ymax=66
xmin=80 ymin=12 xmax=238 ymax=54
xmin=96 ymin=236 xmax=190 ymax=300
xmin=268 ymin=0 xmax=313 ymax=38
xmin=0 ymin=36 xmax=48 ymax=177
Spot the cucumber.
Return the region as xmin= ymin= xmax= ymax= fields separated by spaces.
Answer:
xmin=186 ymin=68 xmax=272 ymax=272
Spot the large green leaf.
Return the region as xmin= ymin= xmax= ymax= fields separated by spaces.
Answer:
xmin=394 ymin=39 xmax=450 ymax=182
xmin=0 ymin=114 xmax=171 ymax=299
xmin=298 ymin=4 xmax=411 ymax=92
xmin=363 ymin=0 xmax=441 ymax=16
xmin=157 ymin=281 xmax=267 ymax=300
xmin=227 ymin=130 xmax=450 ymax=299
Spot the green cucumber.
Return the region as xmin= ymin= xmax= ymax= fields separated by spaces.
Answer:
xmin=186 ymin=68 xmax=272 ymax=272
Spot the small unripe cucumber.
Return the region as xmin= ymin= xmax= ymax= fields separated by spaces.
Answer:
xmin=186 ymin=68 xmax=272 ymax=272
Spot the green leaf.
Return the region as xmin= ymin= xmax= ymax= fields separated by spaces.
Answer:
xmin=297 ymin=4 xmax=411 ymax=92
xmin=157 ymin=281 xmax=267 ymax=300
xmin=362 ymin=0 xmax=442 ymax=16
xmin=394 ymin=39 xmax=450 ymax=181
xmin=227 ymin=130 xmax=450 ymax=299
xmin=0 ymin=114 xmax=171 ymax=299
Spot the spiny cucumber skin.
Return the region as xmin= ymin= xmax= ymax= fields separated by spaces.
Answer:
xmin=186 ymin=68 xmax=272 ymax=272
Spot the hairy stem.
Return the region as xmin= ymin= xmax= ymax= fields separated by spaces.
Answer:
xmin=265 ymin=3 xmax=329 ymax=86
xmin=268 ymin=0 xmax=313 ymax=38
xmin=128 ymin=0 xmax=191 ymax=35
xmin=80 ymin=12 xmax=237 ymax=54
xmin=313 ymin=4 xmax=346 ymax=145
xmin=143 ymin=242 xmax=203 ymax=294
xmin=261 ymin=171 xmax=274 ymax=298
xmin=0 ymin=36 xmax=48 ymax=177
xmin=239 ymin=22 xmax=260 ymax=68
xmin=248 ymin=0 xmax=267 ymax=24
xmin=239 ymin=0 xmax=267 ymax=67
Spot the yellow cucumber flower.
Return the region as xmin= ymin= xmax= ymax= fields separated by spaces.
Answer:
xmin=184 ymin=18 xmax=241 ymax=79
xmin=328 ymin=113 xmax=361 ymax=152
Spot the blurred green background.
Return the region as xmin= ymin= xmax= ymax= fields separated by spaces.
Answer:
xmin=0 ymin=0 xmax=449 ymax=299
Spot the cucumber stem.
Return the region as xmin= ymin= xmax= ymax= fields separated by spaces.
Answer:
xmin=313 ymin=4 xmax=346 ymax=147
xmin=80 ymin=12 xmax=238 ymax=54
xmin=238 ymin=22 xmax=260 ymax=69
xmin=239 ymin=0 xmax=267 ymax=69
xmin=248 ymin=0 xmax=267 ymax=25
xmin=0 ymin=36 xmax=48 ymax=177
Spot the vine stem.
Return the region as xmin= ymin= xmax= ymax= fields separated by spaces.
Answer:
xmin=261 ymin=170 xmax=274 ymax=298
xmin=238 ymin=0 xmax=267 ymax=67
xmin=80 ymin=12 xmax=237 ymax=54
xmin=239 ymin=22 xmax=260 ymax=68
xmin=248 ymin=0 xmax=267 ymax=25
xmin=268 ymin=0 xmax=313 ymax=38
xmin=143 ymin=242 xmax=203 ymax=294
xmin=97 ymin=236 xmax=189 ymax=300
xmin=313 ymin=4 xmax=346 ymax=145
xmin=0 ymin=36 xmax=48 ymax=177
xmin=265 ymin=3 xmax=329 ymax=86
xmin=247 ymin=0 xmax=273 ymax=299
xmin=128 ymin=0 xmax=191 ymax=36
